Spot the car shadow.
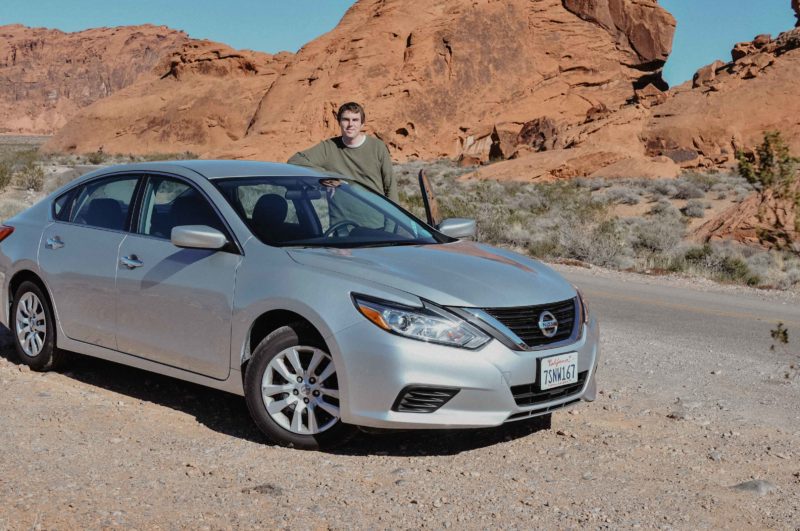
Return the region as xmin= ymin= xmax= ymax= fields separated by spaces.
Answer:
xmin=0 ymin=327 xmax=551 ymax=455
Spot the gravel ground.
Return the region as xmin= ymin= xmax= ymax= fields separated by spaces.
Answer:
xmin=1 ymin=270 xmax=799 ymax=530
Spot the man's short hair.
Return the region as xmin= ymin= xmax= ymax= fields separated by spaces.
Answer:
xmin=337 ymin=102 xmax=365 ymax=123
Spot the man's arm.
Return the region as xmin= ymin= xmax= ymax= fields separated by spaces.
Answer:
xmin=287 ymin=141 xmax=330 ymax=171
xmin=380 ymin=142 xmax=399 ymax=203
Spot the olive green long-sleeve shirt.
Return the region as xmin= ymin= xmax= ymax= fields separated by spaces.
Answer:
xmin=288 ymin=136 xmax=398 ymax=202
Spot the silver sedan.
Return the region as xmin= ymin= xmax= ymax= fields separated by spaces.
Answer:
xmin=0 ymin=161 xmax=598 ymax=449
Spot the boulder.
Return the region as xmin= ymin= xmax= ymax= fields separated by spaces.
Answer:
xmin=516 ymin=117 xmax=562 ymax=152
xmin=693 ymin=60 xmax=724 ymax=88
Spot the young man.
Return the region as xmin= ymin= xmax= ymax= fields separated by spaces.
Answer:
xmin=288 ymin=102 xmax=398 ymax=202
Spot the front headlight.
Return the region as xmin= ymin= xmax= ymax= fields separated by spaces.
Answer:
xmin=352 ymin=294 xmax=491 ymax=349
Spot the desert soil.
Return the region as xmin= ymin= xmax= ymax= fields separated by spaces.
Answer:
xmin=1 ymin=265 xmax=799 ymax=530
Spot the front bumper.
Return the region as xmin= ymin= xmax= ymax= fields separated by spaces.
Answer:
xmin=329 ymin=316 xmax=599 ymax=429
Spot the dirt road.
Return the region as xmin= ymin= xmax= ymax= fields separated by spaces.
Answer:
xmin=1 ymin=266 xmax=798 ymax=529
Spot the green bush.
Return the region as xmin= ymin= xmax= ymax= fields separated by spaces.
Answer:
xmin=737 ymin=131 xmax=798 ymax=193
xmin=86 ymin=150 xmax=107 ymax=165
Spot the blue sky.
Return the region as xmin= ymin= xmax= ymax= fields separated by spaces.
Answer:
xmin=1 ymin=0 xmax=795 ymax=86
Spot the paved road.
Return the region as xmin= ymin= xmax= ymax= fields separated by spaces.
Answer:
xmin=557 ymin=265 xmax=800 ymax=428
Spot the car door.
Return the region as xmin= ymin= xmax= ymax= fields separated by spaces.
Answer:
xmin=115 ymin=174 xmax=241 ymax=380
xmin=39 ymin=175 xmax=140 ymax=349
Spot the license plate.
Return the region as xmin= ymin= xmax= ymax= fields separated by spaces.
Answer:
xmin=539 ymin=352 xmax=578 ymax=390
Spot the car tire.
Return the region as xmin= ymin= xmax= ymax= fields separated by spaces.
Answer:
xmin=11 ymin=281 xmax=68 ymax=372
xmin=244 ymin=323 xmax=357 ymax=450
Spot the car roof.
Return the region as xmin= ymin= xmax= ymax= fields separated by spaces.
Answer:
xmin=85 ymin=160 xmax=335 ymax=181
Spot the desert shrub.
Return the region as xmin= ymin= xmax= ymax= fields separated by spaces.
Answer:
xmin=649 ymin=180 xmax=678 ymax=199
xmin=604 ymin=187 xmax=640 ymax=205
xmin=737 ymin=130 xmax=798 ymax=193
xmin=0 ymin=158 xmax=12 ymax=190
xmin=0 ymin=198 xmax=30 ymax=221
xmin=15 ymin=163 xmax=45 ymax=191
xmin=648 ymin=199 xmax=681 ymax=217
xmin=630 ymin=214 xmax=685 ymax=257
xmin=86 ymin=150 xmax=107 ymax=165
xmin=682 ymin=199 xmax=707 ymax=218
xmin=672 ymin=180 xmax=705 ymax=199
xmin=684 ymin=171 xmax=720 ymax=191
xmin=679 ymin=244 xmax=760 ymax=286
xmin=136 ymin=151 xmax=200 ymax=162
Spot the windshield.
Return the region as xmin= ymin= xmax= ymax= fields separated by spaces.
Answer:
xmin=214 ymin=176 xmax=448 ymax=248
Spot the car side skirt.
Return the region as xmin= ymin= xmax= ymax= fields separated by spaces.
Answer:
xmin=57 ymin=335 xmax=245 ymax=396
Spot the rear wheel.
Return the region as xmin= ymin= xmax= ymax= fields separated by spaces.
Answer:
xmin=244 ymin=324 xmax=357 ymax=449
xmin=11 ymin=281 xmax=68 ymax=371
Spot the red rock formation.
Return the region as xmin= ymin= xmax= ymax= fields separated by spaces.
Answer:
xmin=642 ymin=28 xmax=800 ymax=170
xmin=43 ymin=0 xmax=674 ymax=163
xmin=794 ymin=0 xmax=800 ymax=27
xmin=0 ymin=24 xmax=188 ymax=134
xmin=694 ymin=179 xmax=800 ymax=251
xmin=46 ymin=40 xmax=292 ymax=155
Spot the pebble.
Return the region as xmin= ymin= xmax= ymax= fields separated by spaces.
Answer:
xmin=708 ymin=451 xmax=722 ymax=462
xmin=731 ymin=480 xmax=776 ymax=496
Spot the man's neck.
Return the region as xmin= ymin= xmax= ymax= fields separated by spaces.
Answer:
xmin=342 ymin=134 xmax=367 ymax=148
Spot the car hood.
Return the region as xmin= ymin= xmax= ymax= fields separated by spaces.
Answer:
xmin=287 ymin=240 xmax=575 ymax=308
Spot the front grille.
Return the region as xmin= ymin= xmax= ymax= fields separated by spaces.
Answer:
xmin=391 ymin=386 xmax=459 ymax=413
xmin=482 ymin=298 xmax=576 ymax=348
xmin=510 ymin=371 xmax=588 ymax=407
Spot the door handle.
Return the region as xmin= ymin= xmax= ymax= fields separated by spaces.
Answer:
xmin=45 ymin=236 xmax=64 ymax=250
xmin=120 ymin=255 xmax=143 ymax=269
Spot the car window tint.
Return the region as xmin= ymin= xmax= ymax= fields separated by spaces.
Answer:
xmin=138 ymin=176 xmax=226 ymax=239
xmin=70 ymin=177 xmax=139 ymax=231
xmin=237 ymin=184 xmax=298 ymax=223
xmin=52 ymin=190 xmax=73 ymax=221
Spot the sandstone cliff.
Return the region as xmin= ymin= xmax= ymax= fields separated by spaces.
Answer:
xmin=43 ymin=0 xmax=675 ymax=162
xmin=46 ymin=40 xmax=293 ymax=154
xmin=0 ymin=24 xmax=188 ymax=134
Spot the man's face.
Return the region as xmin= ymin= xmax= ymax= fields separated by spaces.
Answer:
xmin=339 ymin=110 xmax=363 ymax=142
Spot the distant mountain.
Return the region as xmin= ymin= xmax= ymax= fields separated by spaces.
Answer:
xmin=0 ymin=24 xmax=188 ymax=134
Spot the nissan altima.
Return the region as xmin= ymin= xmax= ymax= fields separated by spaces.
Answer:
xmin=0 ymin=160 xmax=598 ymax=449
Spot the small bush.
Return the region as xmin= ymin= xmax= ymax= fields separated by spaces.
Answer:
xmin=682 ymin=199 xmax=707 ymax=218
xmin=0 ymin=158 xmax=12 ymax=190
xmin=737 ymin=130 xmax=798 ymax=193
xmin=15 ymin=163 xmax=45 ymax=191
xmin=672 ymin=180 xmax=705 ymax=199
xmin=604 ymin=188 xmax=640 ymax=205
xmin=86 ymin=150 xmax=107 ymax=165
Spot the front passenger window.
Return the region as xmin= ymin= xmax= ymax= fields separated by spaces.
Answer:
xmin=138 ymin=176 xmax=226 ymax=239
xmin=70 ymin=177 xmax=139 ymax=231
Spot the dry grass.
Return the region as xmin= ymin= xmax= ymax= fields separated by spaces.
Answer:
xmin=396 ymin=161 xmax=799 ymax=290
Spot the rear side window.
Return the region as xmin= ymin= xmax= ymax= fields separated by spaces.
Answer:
xmin=52 ymin=190 xmax=74 ymax=221
xmin=70 ymin=176 xmax=139 ymax=231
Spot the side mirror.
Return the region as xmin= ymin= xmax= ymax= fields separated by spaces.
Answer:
xmin=171 ymin=225 xmax=228 ymax=250
xmin=437 ymin=218 xmax=476 ymax=239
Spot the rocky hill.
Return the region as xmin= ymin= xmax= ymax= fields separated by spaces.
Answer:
xmin=5 ymin=0 xmax=800 ymax=195
xmin=0 ymin=24 xmax=188 ymax=135
xmin=42 ymin=0 xmax=676 ymax=165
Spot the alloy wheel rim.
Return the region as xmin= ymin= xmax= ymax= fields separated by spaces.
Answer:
xmin=261 ymin=346 xmax=341 ymax=435
xmin=15 ymin=292 xmax=46 ymax=358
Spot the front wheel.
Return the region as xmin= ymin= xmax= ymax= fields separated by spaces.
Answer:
xmin=244 ymin=324 xmax=357 ymax=449
xmin=11 ymin=281 xmax=68 ymax=371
